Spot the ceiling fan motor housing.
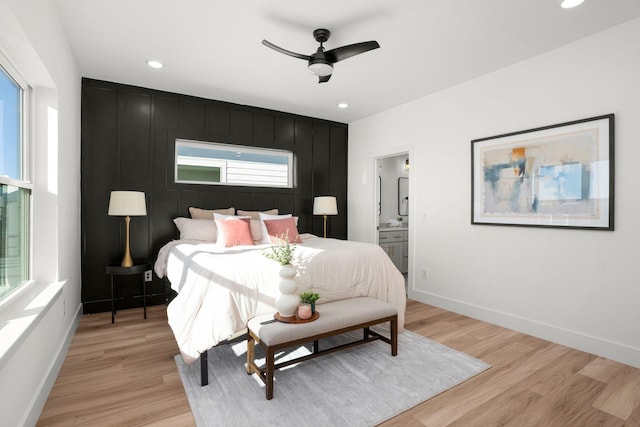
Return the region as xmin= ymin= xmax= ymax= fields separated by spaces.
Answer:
xmin=313 ymin=28 xmax=331 ymax=44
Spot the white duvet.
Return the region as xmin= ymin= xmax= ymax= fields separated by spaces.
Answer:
xmin=154 ymin=234 xmax=406 ymax=363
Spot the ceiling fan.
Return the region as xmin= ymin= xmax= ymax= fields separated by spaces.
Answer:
xmin=262 ymin=29 xmax=380 ymax=83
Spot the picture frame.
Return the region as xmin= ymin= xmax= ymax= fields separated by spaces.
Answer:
xmin=471 ymin=114 xmax=614 ymax=230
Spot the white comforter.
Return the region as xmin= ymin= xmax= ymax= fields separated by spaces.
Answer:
xmin=154 ymin=234 xmax=406 ymax=363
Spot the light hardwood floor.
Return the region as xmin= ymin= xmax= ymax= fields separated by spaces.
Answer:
xmin=37 ymin=300 xmax=640 ymax=426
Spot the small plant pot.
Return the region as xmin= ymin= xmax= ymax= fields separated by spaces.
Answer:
xmin=297 ymin=303 xmax=312 ymax=320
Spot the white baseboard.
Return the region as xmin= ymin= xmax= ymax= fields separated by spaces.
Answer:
xmin=409 ymin=289 xmax=640 ymax=369
xmin=23 ymin=303 xmax=82 ymax=427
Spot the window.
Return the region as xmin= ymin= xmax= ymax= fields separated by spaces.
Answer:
xmin=0 ymin=60 xmax=31 ymax=302
xmin=175 ymin=139 xmax=294 ymax=188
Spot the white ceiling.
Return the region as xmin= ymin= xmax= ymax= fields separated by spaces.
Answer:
xmin=54 ymin=0 xmax=640 ymax=123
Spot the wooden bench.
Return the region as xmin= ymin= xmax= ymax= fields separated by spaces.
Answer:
xmin=246 ymin=297 xmax=398 ymax=400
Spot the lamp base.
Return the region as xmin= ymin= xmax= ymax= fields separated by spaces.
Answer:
xmin=121 ymin=216 xmax=134 ymax=267
xmin=121 ymin=253 xmax=133 ymax=268
xmin=323 ymin=214 xmax=327 ymax=239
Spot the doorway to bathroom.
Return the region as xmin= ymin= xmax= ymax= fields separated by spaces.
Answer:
xmin=375 ymin=152 xmax=409 ymax=288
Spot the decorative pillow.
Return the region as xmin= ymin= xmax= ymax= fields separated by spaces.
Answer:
xmin=258 ymin=212 xmax=292 ymax=244
xmin=236 ymin=209 xmax=278 ymax=220
xmin=214 ymin=217 xmax=254 ymax=247
xmin=173 ymin=217 xmax=218 ymax=242
xmin=235 ymin=210 xmax=279 ymax=242
xmin=213 ymin=212 xmax=242 ymax=220
xmin=249 ymin=219 xmax=263 ymax=243
xmin=189 ymin=206 xmax=235 ymax=219
xmin=263 ymin=217 xmax=302 ymax=243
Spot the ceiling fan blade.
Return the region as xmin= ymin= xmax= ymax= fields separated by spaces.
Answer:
xmin=262 ymin=40 xmax=310 ymax=61
xmin=318 ymin=74 xmax=332 ymax=83
xmin=326 ymin=41 xmax=380 ymax=63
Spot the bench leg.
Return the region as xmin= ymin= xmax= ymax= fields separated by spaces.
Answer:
xmin=266 ymin=348 xmax=275 ymax=400
xmin=313 ymin=340 xmax=319 ymax=353
xmin=246 ymin=333 xmax=255 ymax=375
xmin=390 ymin=317 xmax=398 ymax=356
xmin=200 ymin=350 xmax=208 ymax=386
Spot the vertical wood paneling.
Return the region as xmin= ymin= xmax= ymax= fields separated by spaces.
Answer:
xmin=330 ymin=126 xmax=348 ymax=239
xmin=311 ymin=123 xmax=331 ymax=236
xmin=150 ymin=96 xmax=181 ymax=283
xmin=295 ymin=119 xmax=314 ymax=232
xmin=81 ymin=86 xmax=120 ymax=304
xmin=231 ymin=109 xmax=253 ymax=140
xmin=180 ymin=100 xmax=206 ymax=133
xmin=81 ymin=78 xmax=348 ymax=314
xmin=205 ymin=103 xmax=230 ymax=137
xmin=276 ymin=116 xmax=295 ymax=145
xmin=254 ymin=113 xmax=275 ymax=144
xmin=118 ymin=91 xmax=152 ymax=267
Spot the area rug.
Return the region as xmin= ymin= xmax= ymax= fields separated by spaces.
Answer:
xmin=175 ymin=330 xmax=490 ymax=427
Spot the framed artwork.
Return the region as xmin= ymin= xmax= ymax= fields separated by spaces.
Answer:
xmin=471 ymin=114 xmax=614 ymax=230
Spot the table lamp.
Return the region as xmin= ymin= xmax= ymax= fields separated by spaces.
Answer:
xmin=108 ymin=191 xmax=147 ymax=267
xmin=313 ymin=196 xmax=338 ymax=238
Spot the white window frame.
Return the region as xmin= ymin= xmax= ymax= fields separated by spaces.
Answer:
xmin=0 ymin=49 xmax=33 ymax=305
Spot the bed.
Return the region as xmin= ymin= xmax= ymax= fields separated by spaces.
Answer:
xmin=154 ymin=213 xmax=407 ymax=364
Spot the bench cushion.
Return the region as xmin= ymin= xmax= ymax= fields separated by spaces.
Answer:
xmin=248 ymin=297 xmax=397 ymax=346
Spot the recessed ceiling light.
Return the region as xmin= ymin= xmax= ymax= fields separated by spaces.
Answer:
xmin=561 ymin=0 xmax=584 ymax=8
xmin=338 ymin=103 xmax=349 ymax=109
xmin=146 ymin=60 xmax=164 ymax=69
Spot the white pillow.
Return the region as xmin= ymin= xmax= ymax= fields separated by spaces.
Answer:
xmin=236 ymin=208 xmax=278 ymax=220
xmin=258 ymin=212 xmax=292 ymax=244
xmin=213 ymin=213 xmax=233 ymax=220
xmin=173 ymin=217 xmax=218 ymax=242
xmin=213 ymin=213 xmax=251 ymax=221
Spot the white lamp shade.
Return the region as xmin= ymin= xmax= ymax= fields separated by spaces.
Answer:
xmin=108 ymin=191 xmax=147 ymax=216
xmin=313 ymin=196 xmax=338 ymax=215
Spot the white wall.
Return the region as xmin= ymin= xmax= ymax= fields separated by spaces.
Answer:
xmin=0 ymin=0 xmax=81 ymax=425
xmin=349 ymin=18 xmax=640 ymax=368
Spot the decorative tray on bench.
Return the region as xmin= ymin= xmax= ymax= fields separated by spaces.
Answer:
xmin=274 ymin=311 xmax=320 ymax=323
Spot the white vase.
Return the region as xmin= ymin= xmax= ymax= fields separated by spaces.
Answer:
xmin=275 ymin=264 xmax=299 ymax=318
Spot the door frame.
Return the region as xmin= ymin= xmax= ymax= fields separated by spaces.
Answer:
xmin=371 ymin=144 xmax=414 ymax=293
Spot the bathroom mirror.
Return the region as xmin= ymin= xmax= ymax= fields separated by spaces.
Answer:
xmin=398 ymin=177 xmax=408 ymax=216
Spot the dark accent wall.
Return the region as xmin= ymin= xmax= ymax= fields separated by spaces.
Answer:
xmin=81 ymin=78 xmax=348 ymax=314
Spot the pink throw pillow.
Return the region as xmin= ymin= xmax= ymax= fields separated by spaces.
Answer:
xmin=263 ymin=217 xmax=302 ymax=243
xmin=214 ymin=218 xmax=254 ymax=247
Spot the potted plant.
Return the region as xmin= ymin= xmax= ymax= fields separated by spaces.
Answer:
xmin=299 ymin=291 xmax=320 ymax=314
xmin=262 ymin=232 xmax=295 ymax=265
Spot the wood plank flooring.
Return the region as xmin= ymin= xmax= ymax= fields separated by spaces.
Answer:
xmin=37 ymin=300 xmax=640 ymax=426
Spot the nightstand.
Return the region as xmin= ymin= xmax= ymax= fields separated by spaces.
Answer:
xmin=106 ymin=262 xmax=151 ymax=323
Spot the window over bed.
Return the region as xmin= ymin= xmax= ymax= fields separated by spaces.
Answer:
xmin=175 ymin=139 xmax=294 ymax=188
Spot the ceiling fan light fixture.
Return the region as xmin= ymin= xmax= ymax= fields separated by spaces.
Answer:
xmin=560 ymin=0 xmax=584 ymax=8
xmin=308 ymin=62 xmax=333 ymax=77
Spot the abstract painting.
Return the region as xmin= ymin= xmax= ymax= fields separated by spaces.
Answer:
xmin=471 ymin=114 xmax=614 ymax=230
